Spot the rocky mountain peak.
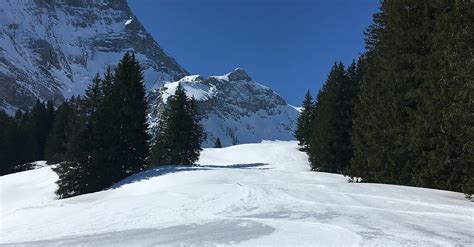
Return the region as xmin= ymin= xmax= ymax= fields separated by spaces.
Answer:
xmin=227 ymin=68 xmax=252 ymax=82
xmin=148 ymin=69 xmax=298 ymax=147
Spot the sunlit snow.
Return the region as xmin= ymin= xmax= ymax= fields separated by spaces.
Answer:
xmin=1 ymin=141 xmax=472 ymax=246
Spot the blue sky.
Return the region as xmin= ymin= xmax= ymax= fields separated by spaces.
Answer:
xmin=127 ymin=0 xmax=380 ymax=105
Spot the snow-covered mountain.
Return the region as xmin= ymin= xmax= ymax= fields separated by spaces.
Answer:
xmin=0 ymin=0 xmax=298 ymax=145
xmin=0 ymin=0 xmax=187 ymax=114
xmin=148 ymin=68 xmax=299 ymax=147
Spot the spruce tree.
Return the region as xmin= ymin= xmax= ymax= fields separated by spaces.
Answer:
xmin=45 ymin=101 xmax=75 ymax=163
xmin=409 ymin=1 xmax=473 ymax=195
xmin=107 ymin=53 xmax=150 ymax=179
xmin=348 ymin=1 xmax=436 ymax=184
xmin=54 ymin=53 xmax=151 ymax=198
xmin=294 ymin=90 xmax=314 ymax=151
xmin=150 ymin=84 xmax=204 ymax=165
xmin=0 ymin=110 xmax=17 ymax=175
xmin=213 ymin=137 xmax=223 ymax=148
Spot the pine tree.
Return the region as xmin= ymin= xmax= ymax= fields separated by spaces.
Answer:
xmin=0 ymin=110 xmax=17 ymax=175
xmin=213 ymin=137 xmax=223 ymax=148
xmin=107 ymin=53 xmax=150 ymax=179
xmin=346 ymin=0 xmax=472 ymax=197
xmin=294 ymin=90 xmax=314 ymax=151
xmin=52 ymin=95 xmax=96 ymax=198
xmin=409 ymin=1 xmax=474 ymax=195
xmin=308 ymin=63 xmax=336 ymax=172
xmin=348 ymin=1 xmax=437 ymax=184
xmin=307 ymin=60 xmax=361 ymax=174
xmin=54 ymin=53 xmax=151 ymax=198
xmin=45 ymin=101 xmax=75 ymax=163
xmin=150 ymin=84 xmax=204 ymax=165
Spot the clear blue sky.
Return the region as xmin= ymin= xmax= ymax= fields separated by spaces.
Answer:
xmin=127 ymin=0 xmax=380 ymax=106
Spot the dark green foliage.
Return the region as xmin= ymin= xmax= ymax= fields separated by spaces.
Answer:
xmin=45 ymin=101 xmax=75 ymax=163
xmin=294 ymin=90 xmax=314 ymax=151
xmin=345 ymin=0 xmax=473 ymax=196
xmin=213 ymin=137 xmax=223 ymax=148
xmin=0 ymin=110 xmax=18 ymax=175
xmin=308 ymin=61 xmax=360 ymax=173
xmin=108 ymin=53 xmax=150 ymax=177
xmin=0 ymin=100 xmax=55 ymax=175
xmin=408 ymin=1 xmax=474 ymax=194
xmin=150 ymin=84 xmax=204 ymax=165
xmin=53 ymin=53 xmax=150 ymax=198
xmin=29 ymin=100 xmax=55 ymax=160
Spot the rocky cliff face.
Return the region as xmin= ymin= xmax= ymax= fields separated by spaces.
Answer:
xmin=148 ymin=69 xmax=299 ymax=147
xmin=0 ymin=0 xmax=187 ymax=114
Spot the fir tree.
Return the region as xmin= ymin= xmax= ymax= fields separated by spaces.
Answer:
xmin=45 ymin=101 xmax=75 ymax=163
xmin=0 ymin=110 xmax=17 ymax=175
xmin=308 ymin=60 xmax=360 ymax=174
xmin=294 ymin=90 xmax=314 ymax=151
xmin=54 ymin=53 xmax=151 ymax=198
xmin=150 ymin=84 xmax=204 ymax=165
xmin=213 ymin=137 xmax=223 ymax=148
xmin=107 ymin=52 xmax=150 ymax=179
xmin=346 ymin=0 xmax=473 ymax=197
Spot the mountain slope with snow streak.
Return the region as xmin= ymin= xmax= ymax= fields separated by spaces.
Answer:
xmin=0 ymin=141 xmax=472 ymax=246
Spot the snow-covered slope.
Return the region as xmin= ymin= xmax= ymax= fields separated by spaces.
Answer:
xmin=148 ymin=69 xmax=299 ymax=147
xmin=0 ymin=0 xmax=187 ymax=112
xmin=1 ymin=141 xmax=472 ymax=246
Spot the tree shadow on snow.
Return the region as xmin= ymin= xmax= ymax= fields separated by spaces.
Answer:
xmin=110 ymin=163 xmax=269 ymax=189
xmin=197 ymin=163 xmax=270 ymax=170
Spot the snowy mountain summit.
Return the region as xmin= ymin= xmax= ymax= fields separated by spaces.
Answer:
xmin=149 ymin=68 xmax=299 ymax=147
xmin=0 ymin=0 xmax=187 ymax=113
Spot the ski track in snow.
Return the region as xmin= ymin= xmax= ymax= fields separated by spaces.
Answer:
xmin=0 ymin=141 xmax=473 ymax=246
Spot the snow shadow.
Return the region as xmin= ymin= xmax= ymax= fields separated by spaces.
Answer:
xmin=1 ymin=220 xmax=274 ymax=246
xmin=110 ymin=165 xmax=212 ymax=189
xmin=197 ymin=163 xmax=270 ymax=170
xmin=111 ymin=163 xmax=269 ymax=189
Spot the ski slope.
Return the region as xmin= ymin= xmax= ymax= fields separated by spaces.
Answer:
xmin=1 ymin=141 xmax=473 ymax=246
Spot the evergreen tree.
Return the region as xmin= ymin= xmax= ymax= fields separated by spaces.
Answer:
xmin=54 ymin=53 xmax=151 ymax=198
xmin=348 ymin=1 xmax=437 ymax=184
xmin=150 ymin=84 xmax=204 ymax=165
xmin=45 ymin=101 xmax=75 ymax=163
xmin=309 ymin=62 xmax=345 ymax=173
xmin=107 ymin=53 xmax=150 ymax=179
xmin=52 ymin=95 xmax=96 ymax=198
xmin=213 ymin=137 xmax=223 ymax=148
xmin=346 ymin=0 xmax=472 ymax=197
xmin=294 ymin=90 xmax=314 ymax=151
xmin=409 ymin=1 xmax=473 ymax=195
xmin=307 ymin=60 xmax=360 ymax=174
xmin=0 ymin=110 xmax=17 ymax=175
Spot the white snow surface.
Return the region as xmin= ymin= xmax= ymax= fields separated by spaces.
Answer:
xmin=1 ymin=141 xmax=473 ymax=246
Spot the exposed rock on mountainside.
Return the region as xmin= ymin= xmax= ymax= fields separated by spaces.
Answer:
xmin=0 ymin=0 xmax=187 ymax=114
xmin=148 ymin=69 xmax=299 ymax=147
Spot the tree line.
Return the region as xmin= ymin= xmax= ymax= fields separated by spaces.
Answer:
xmin=0 ymin=53 xmax=205 ymax=199
xmin=295 ymin=0 xmax=473 ymax=197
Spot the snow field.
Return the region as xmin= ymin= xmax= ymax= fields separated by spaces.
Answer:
xmin=0 ymin=141 xmax=472 ymax=246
